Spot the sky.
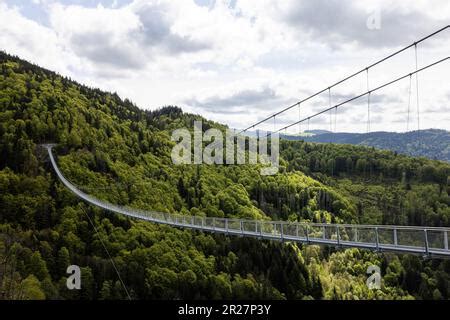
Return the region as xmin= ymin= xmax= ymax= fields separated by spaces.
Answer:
xmin=0 ymin=0 xmax=449 ymax=133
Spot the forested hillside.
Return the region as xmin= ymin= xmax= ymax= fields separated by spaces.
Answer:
xmin=1 ymin=51 xmax=449 ymax=300
xmin=281 ymin=130 xmax=450 ymax=162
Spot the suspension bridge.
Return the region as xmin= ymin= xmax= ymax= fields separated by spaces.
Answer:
xmin=44 ymin=26 xmax=450 ymax=258
xmin=45 ymin=144 xmax=450 ymax=257
xmin=239 ymin=25 xmax=449 ymax=138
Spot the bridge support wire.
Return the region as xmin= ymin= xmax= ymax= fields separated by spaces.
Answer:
xmin=263 ymin=57 xmax=449 ymax=137
xmin=334 ymin=106 xmax=337 ymax=134
xmin=406 ymin=74 xmax=412 ymax=131
xmin=366 ymin=68 xmax=371 ymax=133
xmin=415 ymin=43 xmax=421 ymax=136
xmin=328 ymin=88 xmax=333 ymax=142
xmin=80 ymin=206 xmax=132 ymax=300
xmin=239 ymin=25 xmax=449 ymax=135
xmin=367 ymin=92 xmax=371 ymax=133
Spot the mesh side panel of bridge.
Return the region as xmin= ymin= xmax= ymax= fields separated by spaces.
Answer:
xmin=46 ymin=146 xmax=450 ymax=258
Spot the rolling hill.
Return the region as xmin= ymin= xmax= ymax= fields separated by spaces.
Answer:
xmin=279 ymin=129 xmax=450 ymax=162
xmin=1 ymin=51 xmax=450 ymax=300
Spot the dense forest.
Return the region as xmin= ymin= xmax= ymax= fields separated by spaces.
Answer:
xmin=281 ymin=129 xmax=450 ymax=162
xmin=0 ymin=51 xmax=449 ymax=300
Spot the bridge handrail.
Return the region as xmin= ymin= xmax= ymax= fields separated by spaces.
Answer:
xmin=45 ymin=145 xmax=450 ymax=257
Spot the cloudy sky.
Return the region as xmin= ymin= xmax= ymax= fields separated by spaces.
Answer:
xmin=1 ymin=0 xmax=449 ymax=133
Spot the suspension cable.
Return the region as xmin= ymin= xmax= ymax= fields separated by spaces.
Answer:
xmin=415 ymin=43 xmax=420 ymax=133
xmin=273 ymin=115 xmax=276 ymax=134
xmin=334 ymin=106 xmax=338 ymax=133
xmin=261 ymin=57 xmax=449 ymax=138
xmin=367 ymin=92 xmax=371 ymax=133
xmin=406 ymin=74 xmax=412 ymax=131
xmin=80 ymin=206 xmax=132 ymax=300
xmin=366 ymin=68 xmax=370 ymax=133
xmin=239 ymin=25 xmax=450 ymax=133
xmin=328 ymin=88 xmax=333 ymax=142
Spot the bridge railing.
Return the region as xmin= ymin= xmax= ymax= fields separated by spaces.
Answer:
xmin=46 ymin=145 xmax=450 ymax=257
xmin=98 ymin=202 xmax=450 ymax=255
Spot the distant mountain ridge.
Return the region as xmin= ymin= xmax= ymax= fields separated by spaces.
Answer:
xmin=280 ymin=129 xmax=450 ymax=162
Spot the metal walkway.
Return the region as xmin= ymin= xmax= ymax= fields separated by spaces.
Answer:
xmin=45 ymin=145 xmax=450 ymax=257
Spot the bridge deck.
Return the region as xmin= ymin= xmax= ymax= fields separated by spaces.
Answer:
xmin=45 ymin=146 xmax=450 ymax=258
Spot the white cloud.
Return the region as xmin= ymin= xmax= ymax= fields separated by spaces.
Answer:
xmin=0 ymin=3 xmax=69 ymax=74
xmin=0 ymin=0 xmax=448 ymax=132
